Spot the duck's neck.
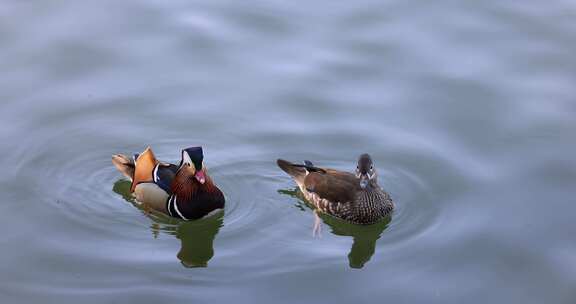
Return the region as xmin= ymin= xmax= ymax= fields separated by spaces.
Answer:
xmin=366 ymin=177 xmax=379 ymax=190
xmin=171 ymin=170 xmax=219 ymax=202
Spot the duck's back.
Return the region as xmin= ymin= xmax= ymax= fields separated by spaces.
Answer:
xmin=303 ymin=169 xmax=359 ymax=203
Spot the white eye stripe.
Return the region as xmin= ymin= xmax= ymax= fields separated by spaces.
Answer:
xmin=182 ymin=151 xmax=193 ymax=165
xmin=368 ymin=171 xmax=376 ymax=179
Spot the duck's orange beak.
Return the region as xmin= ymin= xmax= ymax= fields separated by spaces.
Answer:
xmin=194 ymin=170 xmax=206 ymax=184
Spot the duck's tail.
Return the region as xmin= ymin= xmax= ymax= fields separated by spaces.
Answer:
xmin=112 ymin=154 xmax=135 ymax=181
xmin=277 ymin=159 xmax=308 ymax=184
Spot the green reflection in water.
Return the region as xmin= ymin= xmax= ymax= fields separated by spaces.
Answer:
xmin=113 ymin=180 xmax=223 ymax=268
xmin=279 ymin=188 xmax=390 ymax=269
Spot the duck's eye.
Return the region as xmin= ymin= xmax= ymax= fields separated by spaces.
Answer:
xmin=370 ymin=165 xmax=373 ymax=171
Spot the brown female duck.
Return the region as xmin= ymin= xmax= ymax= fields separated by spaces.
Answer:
xmin=277 ymin=154 xmax=393 ymax=225
xmin=112 ymin=146 xmax=225 ymax=220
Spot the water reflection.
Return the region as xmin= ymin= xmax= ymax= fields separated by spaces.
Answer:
xmin=279 ymin=188 xmax=390 ymax=269
xmin=113 ymin=180 xmax=223 ymax=268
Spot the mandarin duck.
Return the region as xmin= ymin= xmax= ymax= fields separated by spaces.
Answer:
xmin=112 ymin=146 xmax=225 ymax=220
xmin=277 ymin=154 xmax=393 ymax=225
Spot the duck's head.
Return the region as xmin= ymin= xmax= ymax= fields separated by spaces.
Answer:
xmin=355 ymin=153 xmax=377 ymax=189
xmin=179 ymin=146 xmax=206 ymax=184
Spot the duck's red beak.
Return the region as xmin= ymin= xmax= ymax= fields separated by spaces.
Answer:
xmin=194 ymin=170 xmax=206 ymax=184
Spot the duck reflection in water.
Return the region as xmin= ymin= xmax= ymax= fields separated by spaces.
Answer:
xmin=279 ymin=188 xmax=390 ymax=269
xmin=113 ymin=180 xmax=223 ymax=268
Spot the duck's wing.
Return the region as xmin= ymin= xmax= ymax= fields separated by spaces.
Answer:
xmin=130 ymin=147 xmax=160 ymax=192
xmin=277 ymin=159 xmax=360 ymax=204
xmin=152 ymin=162 xmax=178 ymax=193
xmin=303 ymin=169 xmax=360 ymax=204
xmin=132 ymin=160 xmax=177 ymax=214
xmin=277 ymin=159 xmax=327 ymax=185
xmin=113 ymin=146 xmax=179 ymax=193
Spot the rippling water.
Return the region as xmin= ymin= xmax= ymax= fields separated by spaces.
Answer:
xmin=1 ymin=1 xmax=575 ymax=303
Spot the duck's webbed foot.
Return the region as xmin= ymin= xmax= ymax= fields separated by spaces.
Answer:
xmin=312 ymin=210 xmax=322 ymax=238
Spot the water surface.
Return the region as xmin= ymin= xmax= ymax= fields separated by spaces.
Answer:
xmin=1 ymin=1 xmax=575 ymax=303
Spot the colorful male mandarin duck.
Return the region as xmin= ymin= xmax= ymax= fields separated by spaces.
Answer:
xmin=277 ymin=154 xmax=393 ymax=225
xmin=112 ymin=146 xmax=225 ymax=220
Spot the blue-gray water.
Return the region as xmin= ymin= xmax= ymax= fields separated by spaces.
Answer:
xmin=1 ymin=1 xmax=575 ymax=303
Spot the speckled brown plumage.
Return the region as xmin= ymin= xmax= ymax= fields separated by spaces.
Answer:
xmin=277 ymin=157 xmax=393 ymax=225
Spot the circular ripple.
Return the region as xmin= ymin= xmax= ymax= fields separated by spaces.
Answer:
xmin=10 ymin=125 xmax=466 ymax=276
